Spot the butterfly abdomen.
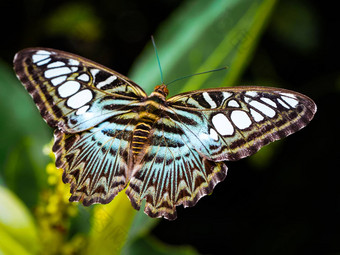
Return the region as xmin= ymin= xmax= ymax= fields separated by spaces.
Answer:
xmin=131 ymin=122 xmax=152 ymax=155
xmin=131 ymin=91 xmax=166 ymax=156
xmin=131 ymin=110 xmax=159 ymax=156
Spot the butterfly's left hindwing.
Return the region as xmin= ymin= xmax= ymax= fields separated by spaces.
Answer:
xmin=14 ymin=48 xmax=147 ymax=133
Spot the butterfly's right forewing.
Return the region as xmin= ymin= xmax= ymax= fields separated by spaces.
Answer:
xmin=168 ymin=86 xmax=316 ymax=161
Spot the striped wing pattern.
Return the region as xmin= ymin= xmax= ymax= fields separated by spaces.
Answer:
xmin=126 ymin=118 xmax=227 ymax=220
xmin=14 ymin=48 xmax=317 ymax=220
xmin=14 ymin=48 xmax=146 ymax=133
xmin=168 ymin=87 xmax=316 ymax=161
xmin=52 ymin=117 xmax=134 ymax=206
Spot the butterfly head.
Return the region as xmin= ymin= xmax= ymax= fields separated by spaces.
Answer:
xmin=153 ymin=84 xmax=169 ymax=98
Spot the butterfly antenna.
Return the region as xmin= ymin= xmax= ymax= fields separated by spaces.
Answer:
xmin=151 ymin=35 xmax=164 ymax=84
xmin=166 ymin=66 xmax=228 ymax=86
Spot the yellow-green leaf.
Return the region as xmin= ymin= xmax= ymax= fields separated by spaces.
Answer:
xmin=0 ymin=186 xmax=39 ymax=254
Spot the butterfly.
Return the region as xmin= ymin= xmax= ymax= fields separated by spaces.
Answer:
xmin=13 ymin=48 xmax=316 ymax=220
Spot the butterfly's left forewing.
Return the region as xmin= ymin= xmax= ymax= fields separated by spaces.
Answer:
xmin=14 ymin=48 xmax=147 ymax=133
xmin=168 ymin=86 xmax=316 ymax=161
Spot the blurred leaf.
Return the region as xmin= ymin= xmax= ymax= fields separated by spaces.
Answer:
xmin=0 ymin=60 xmax=50 ymax=207
xmin=4 ymin=138 xmax=41 ymax=207
xmin=0 ymin=186 xmax=39 ymax=254
xmin=130 ymin=0 xmax=277 ymax=95
xmin=45 ymin=3 xmax=102 ymax=42
xmin=85 ymin=190 xmax=137 ymax=255
xmin=125 ymin=204 xmax=159 ymax=240
xmin=0 ymin=228 xmax=32 ymax=255
xmin=124 ymin=235 xmax=198 ymax=255
xmin=248 ymin=141 xmax=281 ymax=169
xmin=121 ymin=203 xmax=159 ymax=254
xmin=269 ymin=0 xmax=319 ymax=53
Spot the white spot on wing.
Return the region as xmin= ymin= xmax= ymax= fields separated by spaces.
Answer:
xmin=203 ymin=92 xmax=217 ymax=108
xmin=231 ymin=110 xmax=252 ymax=129
xmin=249 ymin=101 xmax=276 ymax=118
xmin=212 ymin=113 xmax=234 ymax=136
xmin=58 ymin=81 xmax=81 ymax=98
xmin=32 ymin=50 xmax=51 ymax=63
xmin=77 ymin=73 xmax=90 ymax=82
xmin=281 ymin=92 xmax=297 ymax=99
xmin=90 ymin=69 xmax=100 ymax=79
xmin=245 ymin=91 xmax=258 ymax=97
xmin=250 ymin=109 xmax=264 ymax=122
xmin=32 ymin=54 xmax=49 ymax=63
xmin=260 ymin=97 xmax=277 ymax=108
xmin=277 ymin=98 xmax=290 ymax=109
xmin=51 ymin=76 xmax=67 ymax=86
xmin=67 ymin=89 xmax=93 ymax=109
xmin=47 ymin=61 xmax=65 ymax=68
xmin=209 ymin=128 xmax=219 ymax=141
xmin=281 ymin=96 xmax=299 ymax=108
xmin=228 ymin=99 xmax=239 ymax=107
xmin=70 ymin=66 xmax=78 ymax=72
xmin=36 ymin=50 xmax=52 ymax=55
xmin=69 ymin=59 xmax=79 ymax=66
xmin=36 ymin=58 xmax=51 ymax=66
xmin=96 ymin=75 xmax=117 ymax=89
xmin=44 ymin=67 xmax=72 ymax=78
xmin=244 ymin=96 xmax=251 ymax=104
xmin=76 ymin=105 xmax=90 ymax=115
xmin=222 ymin=92 xmax=232 ymax=102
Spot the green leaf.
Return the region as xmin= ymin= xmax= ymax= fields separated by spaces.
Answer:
xmin=4 ymin=138 xmax=41 ymax=208
xmin=0 ymin=186 xmax=39 ymax=254
xmin=0 ymin=60 xmax=50 ymax=207
xmin=44 ymin=3 xmax=102 ymax=42
xmin=125 ymin=204 xmax=159 ymax=240
xmin=85 ymin=191 xmax=137 ymax=255
xmin=248 ymin=140 xmax=281 ymax=169
xmin=0 ymin=228 xmax=33 ymax=255
xmin=129 ymin=0 xmax=277 ymax=96
xmin=269 ymin=0 xmax=320 ymax=54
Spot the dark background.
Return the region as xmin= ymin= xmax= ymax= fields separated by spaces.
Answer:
xmin=1 ymin=0 xmax=339 ymax=254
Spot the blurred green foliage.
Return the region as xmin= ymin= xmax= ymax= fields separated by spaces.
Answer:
xmin=130 ymin=0 xmax=276 ymax=95
xmin=5 ymin=0 xmax=326 ymax=254
xmin=45 ymin=3 xmax=102 ymax=42
xmin=269 ymin=1 xmax=319 ymax=54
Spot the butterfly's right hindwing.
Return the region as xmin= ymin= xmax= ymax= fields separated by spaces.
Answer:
xmin=14 ymin=48 xmax=147 ymax=133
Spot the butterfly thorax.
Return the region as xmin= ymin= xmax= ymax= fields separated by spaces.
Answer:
xmin=130 ymin=85 xmax=168 ymax=159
